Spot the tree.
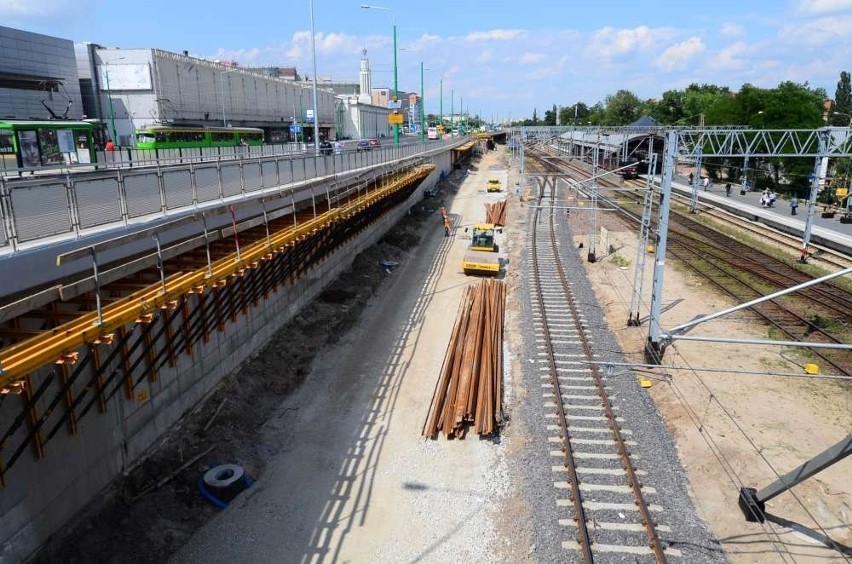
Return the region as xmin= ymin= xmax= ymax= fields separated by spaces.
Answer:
xmin=832 ymin=71 xmax=851 ymax=125
xmin=558 ymin=102 xmax=591 ymax=125
xmin=602 ymin=89 xmax=642 ymax=125
xmin=543 ymin=105 xmax=557 ymax=126
xmin=645 ymin=90 xmax=685 ymax=124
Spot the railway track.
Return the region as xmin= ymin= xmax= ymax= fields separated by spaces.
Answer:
xmin=530 ymin=188 xmax=674 ymax=561
xmin=526 ymin=149 xmax=851 ymax=375
xmin=664 ymin=234 xmax=851 ymax=375
xmin=625 ymin=179 xmax=852 ymax=272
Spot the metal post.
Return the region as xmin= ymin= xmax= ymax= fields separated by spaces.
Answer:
xmin=690 ymin=153 xmax=702 ymax=213
xmin=92 ymin=249 xmax=103 ymax=327
xmin=588 ymin=133 xmax=599 ymax=262
xmin=451 ymin=90 xmax=454 ymax=134
xmin=392 ymin=22 xmax=399 ymax=146
xmin=645 ymin=129 xmax=678 ymax=363
xmin=153 ymin=233 xmax=166 ymax=295
xmin=801 ymin=129 xmax=830 ymax=263
xmin=309 ymin=0 xmax=321 ymax=156
xmin=628 ymin=151 xmax=656 ymax=326
xmin=419 ymin=61 xmax=425 ymax=144
xmin=439 ymin=79 xmax=443 ymax=135
xmin=739 ymin=434 xmax=852 ymax=523
xmin=105 ymin=67 xmax=117 ymax=145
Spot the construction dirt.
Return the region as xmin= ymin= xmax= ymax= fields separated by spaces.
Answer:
xmin=36 ymin=146 xmax=851 ymax=563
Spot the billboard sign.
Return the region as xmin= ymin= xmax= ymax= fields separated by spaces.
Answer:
xmin=99 ymin=63 xmax=152 ymax=91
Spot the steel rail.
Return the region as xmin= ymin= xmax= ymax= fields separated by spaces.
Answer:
xmin=530 ymin=151 xmax=851 ymax=374
xmin=531 ymin=170 xmax=668 ymax=561
xmin=544 ymin=198 xmax=668 ymax=562
xmin=664 ymin=239 xmax=851 ymax=375
xmin=531 ymin=198 xmax=593 ymax=563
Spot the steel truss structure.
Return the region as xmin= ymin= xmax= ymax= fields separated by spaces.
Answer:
xmin=515 ymin=124 xmax=852 ymax=546
xmin=512 ymin=125 xmax=852 ymax=361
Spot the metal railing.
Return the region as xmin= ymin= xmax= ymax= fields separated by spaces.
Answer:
xmin=0 ymin=138 xmax=461 ymax=253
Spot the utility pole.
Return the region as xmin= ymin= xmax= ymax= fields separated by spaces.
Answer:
xmin=451 ymin=89 xmax=454 ymax=134
xmin=439 ymin=79 xmax=443 ymax=134
xmin=419 ymin=61 xmax=425 ymax=143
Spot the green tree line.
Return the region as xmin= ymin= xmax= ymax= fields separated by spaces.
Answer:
xmin=517 ymin=71 xmax=852 ymax=200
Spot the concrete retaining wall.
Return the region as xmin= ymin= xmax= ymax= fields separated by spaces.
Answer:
xmin=0 ymin=153 xmax=451 ymax=562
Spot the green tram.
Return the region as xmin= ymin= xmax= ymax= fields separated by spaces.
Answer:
xmin=0 ymin=120 xmax=96 ymax=170
xmin=135 ymin=125 xmax=264 ymax=150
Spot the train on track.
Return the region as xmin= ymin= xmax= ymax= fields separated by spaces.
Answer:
xmin=134 ymin=125 xmax=265 ymax=150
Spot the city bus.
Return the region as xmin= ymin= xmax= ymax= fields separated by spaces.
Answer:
xmin=0 ymin=120 xmax=95 ymax=170
xmin=134 ymin=125 xmax=264 ymax=150
xmin=426 ymin=126 xmax=439 ymax=140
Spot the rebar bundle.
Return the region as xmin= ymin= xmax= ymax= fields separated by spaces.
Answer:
xmin=422 ymin=278 xmax=505 ymax=438
xmin=485 ymin=200 xmax=507 ymax=226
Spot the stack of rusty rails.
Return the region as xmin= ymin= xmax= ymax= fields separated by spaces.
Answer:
xmin=422 ymin=278 xmax=505 ymax=439
xmin=485 ymin=200 xmax=507 ymax=226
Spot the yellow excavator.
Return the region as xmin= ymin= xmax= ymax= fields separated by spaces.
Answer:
xmin=462 ymin=223 xmax=501 ymax=275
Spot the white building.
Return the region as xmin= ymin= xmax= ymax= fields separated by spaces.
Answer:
xmin=84 ymin=47 xmax=339 ymax=145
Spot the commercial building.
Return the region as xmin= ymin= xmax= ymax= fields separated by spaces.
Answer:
xmin=3 ymin=24 xmax=399 ymax=157
xmin=0 ymin=26 xmax=84 ymax=121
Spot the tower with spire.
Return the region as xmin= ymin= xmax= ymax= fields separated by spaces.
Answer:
xmin=358 ymin=48 xmax=372 ymax=105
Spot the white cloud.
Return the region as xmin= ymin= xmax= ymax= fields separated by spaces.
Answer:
xmin=654 ymin=37 xmax=705 ymax=71
xmin=0 ymin=0 xmax=80 ymax=18
xmin=212 ymin=47 xmax=262 ymax=64
xmin=778 ymin=14 xmax=852 ymax=46
xmin=475 ymin=49 xmax=496 ymax=64
xmin=589 ymin=26 xmax=670 ymax=59
xmin=514 ymin=52 xmax=546 ymax=65
xmin=465 ymin=29 xmax=524 ymax=42
xmin=0 ymin=0 xmax=50 ymax=15
xmin=720 ymin=23 xmax=744 ymax=38
xmin=706 ymin=41 xmax=750 ymax=72
xmin=796 ymin=0 xmax=852 ymax=13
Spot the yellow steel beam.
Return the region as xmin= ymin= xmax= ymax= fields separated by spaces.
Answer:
xmin=0 ymin=165 xmax=434 ymax=387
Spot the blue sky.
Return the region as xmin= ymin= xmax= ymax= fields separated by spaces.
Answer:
xmin=3 ymin=0 xmax=852 ymax=121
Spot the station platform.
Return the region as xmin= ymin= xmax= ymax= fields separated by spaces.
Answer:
xmin=668 ymin=175 xmax=852 ymax=256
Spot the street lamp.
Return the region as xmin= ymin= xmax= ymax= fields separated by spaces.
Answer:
xmin=439 ymin=78 xmax=443 ymax=135
xmin=102 ymin=56 xmax=125 ymax=145
xmin=218 ymin=67 xmax=239 ymax=127
xmin=420 ymin=62 xmax=426 ymax=143
xmin=309 ymin=0 xmax=321 ymax=155
xmin=360 ymin=4 xmax=399 ymax=146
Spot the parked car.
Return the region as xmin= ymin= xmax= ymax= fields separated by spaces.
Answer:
xmin=356 ymin=139 xmax=372 ymax=151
